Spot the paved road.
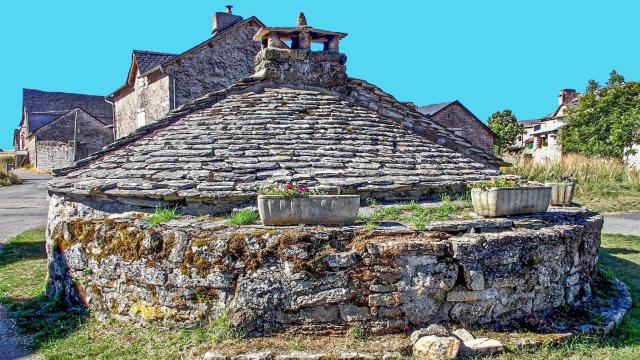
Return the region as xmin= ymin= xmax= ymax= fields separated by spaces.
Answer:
xmin=602 ymin=212 xmax=640 ymax=236
xmin=0 ymin=170 xmax=51 ymax=242
xmin=0 ymin=170 xmax=50 ymax=360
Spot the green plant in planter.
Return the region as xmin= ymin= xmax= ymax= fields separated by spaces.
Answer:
xmin=228 ymin=209 xmax=259 ymax=225
xmin=258 ymin=182 xmax=326 ymax=197
xmin=467 ymin=178 xmax=519 ymax=190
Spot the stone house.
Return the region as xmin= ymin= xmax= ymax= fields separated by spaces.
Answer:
xmin=418 ymin=101 xmax=495 ymax=154
xmin=50 ymin=13 xmax=507 ymax=215
xmin=111 ymin=7 xmax=264 ymax=139
xmin=514 ymin=89 xmax=579 ymax=163
xmin=13 ymin=89 xmax=114 ymax=170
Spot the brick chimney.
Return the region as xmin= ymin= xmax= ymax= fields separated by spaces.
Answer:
xmin=558 ymin=89 xmax=578 ymax=106
xmin=212 ymin=5 xmax=243 ymax=34
xmin=251 ymin=12 xmax=349 ymax=93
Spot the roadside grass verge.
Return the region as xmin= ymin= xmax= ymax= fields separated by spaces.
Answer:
xmin=0 ymin=169 xmax=22 ymax=186
xmin=503 ymin=153 xmax=640 ymax=212
xmin=1 ymin=229 xmax=639 ymax=358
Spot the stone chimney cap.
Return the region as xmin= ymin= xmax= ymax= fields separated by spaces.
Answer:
xmin=253 ymin=13 xmax=347 ymax=43
xmin=297 ymin=12 xmax=308 ymax=27
xmin=225 ymin=5 xmax=233 ymax=14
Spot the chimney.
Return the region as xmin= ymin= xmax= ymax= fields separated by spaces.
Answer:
xmin=252 ymin=13 xmax=349 ymax=93
xmin=212 ymin=5 xmax=243 ymax=34
xmin=558 ymin=89 xmax=577 ymax=106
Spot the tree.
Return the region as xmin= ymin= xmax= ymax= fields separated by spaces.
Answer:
xmin=487 ymin=109 xmax=524 ymax=155
xmin=561 ymin=70 xmax=640 ymax=158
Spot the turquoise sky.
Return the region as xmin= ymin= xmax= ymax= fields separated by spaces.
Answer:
xmin=0 ymin=0 xmax=637 ymax=149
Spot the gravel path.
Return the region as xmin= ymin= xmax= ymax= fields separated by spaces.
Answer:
xmin=0 ymin=170 xmax=50 ymax=360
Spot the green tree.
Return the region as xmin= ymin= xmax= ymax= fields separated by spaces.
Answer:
xmin=561 ymin=70 xmax=640 ymax=158
xmin=487 ymin=109 xmax=524 ymax=154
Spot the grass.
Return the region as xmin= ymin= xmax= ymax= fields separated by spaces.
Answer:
xmin=227 ymin=209 xmax=259 ymax=225
xmin=503 ymin=153 xmax=640 ymax=213
xmin=0 ymin=169 xmax=22 ymax=186
xmin=1 ymin=229 xmax=639 ymax=358
xmin=358 ymin=194 xmax=473 ymax=231
xmin=146 ymin=207 xmax=180 ymax=225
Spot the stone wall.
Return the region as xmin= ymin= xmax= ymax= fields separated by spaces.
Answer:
xmin=114 ymin=87 xmax=137 ymax=139
xmin=47 ymin=194 xmax=602 ymax=336
xmin=36 ymin=141 xmax=74 ymax=170
xmin=168 ymin=22 xmax=261 ymax=108
xmin=140 ymin=72 xmax=171 ymax=125
xmin=429 ymin=104 xmax=494 ymax=153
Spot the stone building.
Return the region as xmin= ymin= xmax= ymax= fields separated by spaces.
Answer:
xmin=49 ymin=14 xmax=506 ymax=215
xmin=514 ymin=89 xmax=579 ymax=164
xmin=45 ymin=14 xmax=604 ymax=339
xmin=418 ymin=100 xmax=495 ymax=154
xmin=111 ymin=7 xmax=264 ymax=139
xmin=13 ymin=89 xmax=113 ymax=170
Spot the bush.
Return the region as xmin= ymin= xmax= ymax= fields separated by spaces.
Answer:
xmin=0 ymin=169 xmax=22 ymax=186
xmin=228 ymin=209 xmax=259 ymax=225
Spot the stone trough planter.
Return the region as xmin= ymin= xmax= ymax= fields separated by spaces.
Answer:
xmin=257 ymin=195 xmax=360 ymax=225
xmin=471 ymin=187 xmax=551 ymax=217
xmin=545 ymin=182 xmax=575 ymax=206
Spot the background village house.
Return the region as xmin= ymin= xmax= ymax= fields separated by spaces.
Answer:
xmin=111 ymin=7 xmax=264 ymax=139
xmin=418 ymin=100 xmax=495 ymax=154
xmin=13 ymin=89 xmax=114 ymax=170
xmin=512 ymin=89 xmax=579 ymax=163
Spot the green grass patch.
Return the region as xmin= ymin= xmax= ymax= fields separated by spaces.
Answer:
xmin=358 ymin=195 xmax=472 ymax=231
xmin=147 ymin=207 xmax=180 ymax=225
xmin=227 ymin=209 xmax=259 ymax=225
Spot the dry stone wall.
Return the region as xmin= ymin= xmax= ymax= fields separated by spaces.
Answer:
xmin=46 ymin=194 xmax=602 ymax=336
xmin=36 ymin=141 xmax=74 ymax=170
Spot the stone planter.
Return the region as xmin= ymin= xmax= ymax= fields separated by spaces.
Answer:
xmin=545 ymin=182 xmax=575 ymax=206
xmin=257 ymin=195 xmax=360 ymax=225
xmin=471 ymin=187 xmax=551 ymax=217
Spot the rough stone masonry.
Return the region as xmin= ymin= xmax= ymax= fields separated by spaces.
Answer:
xmin=46 ymin=193 xmax=602 ymax=335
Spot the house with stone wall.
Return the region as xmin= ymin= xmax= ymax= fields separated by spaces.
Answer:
xmin=418 ymin=100 xmax=495 ymax=154
xmin=50 ymin=13 xmax=507 ymax=215
xmin=13 ymin=89 xmax=114 ymax=170
xmin=513 ymin=89 xmax=579 ymax=163
xmin=111 ymin=7 xmax=264 ymax=139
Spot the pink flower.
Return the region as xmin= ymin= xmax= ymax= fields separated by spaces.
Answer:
xmin=284 ymin=183 xmax=293 ymax=190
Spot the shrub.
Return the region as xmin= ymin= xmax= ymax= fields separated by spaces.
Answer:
xmin=259 ymin=182 xmax=325 ymax=197
xmin=228 ymin=209 xmax=259 ymax=225
xmin=147 ymin=207 xmax=180 ymax=225
xmin=0 ymin=169 xmax=22 ymax=186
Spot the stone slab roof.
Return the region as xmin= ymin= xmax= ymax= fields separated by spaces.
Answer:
xmin=132 ymin=50 xmax=177 ymax=74
xmin=417 ymin=101 xmax=455 ymax=116
xmin=49 ymin=77 xmax=502 ymax=202
xmin=22 ymin=89 xmax=112 ymax=132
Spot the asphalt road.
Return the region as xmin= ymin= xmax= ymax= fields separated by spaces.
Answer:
xmin=602 ymin=212 xmax=640 ymax=236
xmin=0 ymin=170 xmax=51 ymax=242
xmin=0 ymin=170 xmax=50 ymax=360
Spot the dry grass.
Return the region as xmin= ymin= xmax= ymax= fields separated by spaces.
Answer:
xmin=503 ymin=154 xmax=640 ymax=212
xmin=0 ymin=169 xmax=22 ymax=186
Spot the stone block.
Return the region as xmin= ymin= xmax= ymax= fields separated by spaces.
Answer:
xmin=446 ymin=289 xmax=497 ymax=302
xmin=452 ymin=328 xmax=475 ymax=342
xmin=460 ymin=338 xmax=504 ymax=356
xmin=413 ymin=335 xmax=461 ymax=360
xmin=410 ymin=324 xmax=449 ymax=344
